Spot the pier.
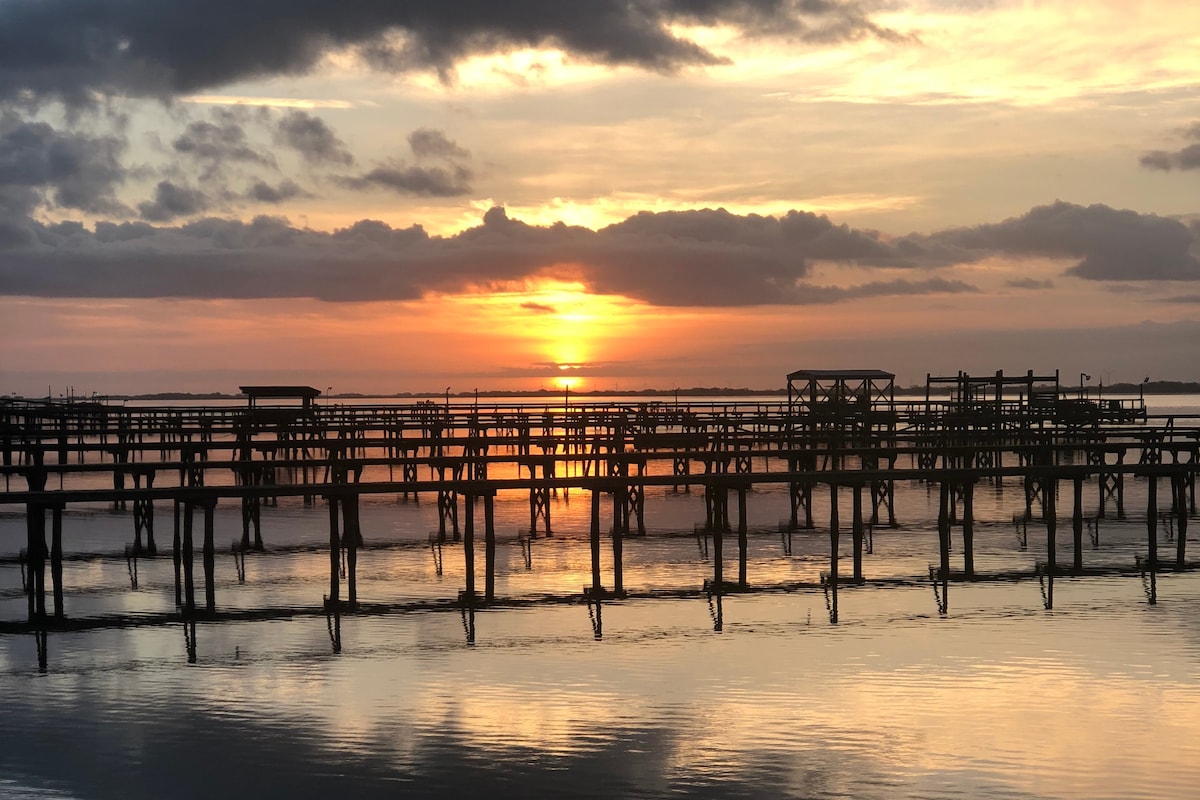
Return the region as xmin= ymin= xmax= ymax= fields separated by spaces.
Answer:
xmin=2 ymin=370 xmax=1197 ymax=642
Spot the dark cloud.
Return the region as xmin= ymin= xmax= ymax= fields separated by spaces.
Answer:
xmin=173 ymin=114 xmax=275 ymax=175
xmin=408 ymin=128 xmax=469 ymax=161
xmin=0 ymin=1 xmax=901 ymax=104
xmin=0 ymin=115 xmax=128 ymax=214
xmin=276 ymin=110 xmax=354 ymax=166
xmin=1005 ymin=278 xmax=1054 ymax=290
xmin=521 ymin=301 xmax=557 ymax=313
xmin=3 ymin=201 xmax=1196 ymax=305
xmin=916 ymin=201 xmax=1200 ymax=281
xmin=1139 ymin=122 xmax=1200 ymax=172
xmin=137 ymin=180 xmax=209 ymax=222
xmin=337 ymin=163 xmax=474 ymax=196
xmin=247 ymin=179 xmax=311 ymax=204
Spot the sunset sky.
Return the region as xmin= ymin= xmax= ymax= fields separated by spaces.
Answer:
xmin=2 ymin=0 xmax=1199 ymax=396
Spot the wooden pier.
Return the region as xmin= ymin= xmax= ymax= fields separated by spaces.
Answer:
xmin=2 ymin=371 xmax=1196 ymax=634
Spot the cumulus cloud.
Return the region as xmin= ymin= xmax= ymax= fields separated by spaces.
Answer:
xmin=173 ymin=114 xmax=275 ymax=176
xmin=408 ymin=128 xmax=469 ymax=161
xmin=0 ymin=1 xmax=902 ymax=105
xmin=3 ymin=201 xmax=1196 ymax=305
xmin=337 ymin=163 xmax=473 ymax=196
xmin=246 ymin=179 xmax=311 ymax=204
xmin=137 ymin=180 xmax=209 ymax=222
xmin=337 ymin=129 xmax=474 ymax=196
xmin=276 ymin=110 xmax=354 ymax=166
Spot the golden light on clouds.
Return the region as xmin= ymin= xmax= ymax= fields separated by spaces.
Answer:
xmin=181 ymin=94 xmax=359 ymax=109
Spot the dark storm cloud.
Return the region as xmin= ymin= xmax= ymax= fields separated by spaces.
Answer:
xmin=0 ymin=1 xmax=900 ymax=104
xmin=1139 ymin=122 xmax=1200 ymax=172
xmin=0 ymin=115 xmax=128 ymax=214
xmin=276 ymin=110 xmax=354 ymax=166
xmin=3 ymin=201 xmax=1196 ymax=304
xmin=137 ymin=180 xmax=209 ymax=221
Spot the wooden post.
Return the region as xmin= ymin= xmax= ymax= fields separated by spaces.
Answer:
xmin=202 ymin=499 xmax=215 ymax=613
xmin=962 ymin=480 xmax=975 ymax=579
xmin=1147 ymin=474 xmax=1158 ymax=605
xmin=590 ymin=486 xmax=603 ymax=595
xmin=173 ymin=499 xmax=182 ymax=607
xmin=1147 ymin=474 xmax=1158 ymax=570
xmin=182 ymin=501 xmax=195 ymax=614
xmin=344 ymin=493 xmax=358 ymax=608
xmin=51 ymin=504 xmax=63 ymax=618
xmin=938 ymin=481 xmax=950 ymax=581
xmin=1073 ymin=477 xmax=1084 ymax=573
xmin=737 ymin=485 xmax=748 ymax=588
xmin=1176 ymin=472 xmax=1188 ymax=568
xmin=327 ymin=492 xmax=340 ymax=607
xmin=713 ymin=506 xmax=724 ymax=594
xmin=829 ymin=482 xmax=839 ymax=623
xmin=484 ymin=492 xmax=496 ymax=602
xmin=25 ymin=503 xmax=45 ymax=621
xmin=852 ymin=483 xmax=863 ymax=581
xmin=1046 ymin=477 xmax=1057 ymax=575
xmin=463 ymin=491 xmax=475 ymax=603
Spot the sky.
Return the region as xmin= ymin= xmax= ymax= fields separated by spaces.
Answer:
xmin=1 ymin=0 xmax=1199 ymax=396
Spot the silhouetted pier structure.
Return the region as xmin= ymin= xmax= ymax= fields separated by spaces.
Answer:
xmin=2 ymin=372 xmax=1196 ymax=633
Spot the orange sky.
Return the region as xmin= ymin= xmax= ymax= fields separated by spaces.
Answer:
xmin=1 ymin=1 xmax=1199 ymax=395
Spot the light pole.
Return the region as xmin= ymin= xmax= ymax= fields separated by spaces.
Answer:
xmin=445 ymin=386 xmax=451 ymax=413
xmin=1079 ymin=373 xmax=1090 ymax=400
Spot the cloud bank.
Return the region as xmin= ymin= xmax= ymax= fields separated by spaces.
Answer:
xmin=1 ymin=201 xmax=1197 ymax=306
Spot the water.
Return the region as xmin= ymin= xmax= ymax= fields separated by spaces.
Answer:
xmin=1 ymin=394 xmax=1198 ymax=799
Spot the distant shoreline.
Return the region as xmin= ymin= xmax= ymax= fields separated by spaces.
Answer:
xmin=16 ymin=381 xmax=1200 ymax=402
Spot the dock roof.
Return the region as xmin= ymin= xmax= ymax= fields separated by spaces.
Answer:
xmin=239 ymin=385 xmax=322 ymax=399
xmin=786 ymin=369 xmax=895 ymax=381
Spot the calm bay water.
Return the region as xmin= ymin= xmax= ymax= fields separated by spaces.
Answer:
xmin=1 ymin=394 xmax=1198 ymax=799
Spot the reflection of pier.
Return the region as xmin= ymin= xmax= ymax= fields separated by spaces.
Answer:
xmin=2 ymin=372 xmax=1196 ymax=638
